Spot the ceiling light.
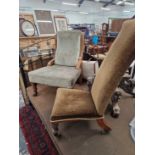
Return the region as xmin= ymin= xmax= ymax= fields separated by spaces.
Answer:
xmin=101 ymin=7 xmax=111 ymax=11
xmin=116 ymin=1 xmax=134 ymax=6
xmin=51 ymin=9 xmax=59 ymax=12
xmin=116 ymin=1 xmax=123 ymax=5
xmin=95 ymin=0 xmax=100 ymax=2
xmin=123 ymin=10 xmax=131 ymax=13
xmin=79 ymin=12 xmax=88 ymax=14
xmin=125 ymin=2 xmax=134 ymax=6
xmin=62 ymin=2 xmax=78 ymax=6
xmin=37 ymin=20 xmax=52 ymax=23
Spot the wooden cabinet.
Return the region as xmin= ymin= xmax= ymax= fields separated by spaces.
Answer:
xmin=108 ymin=18 xmax=129 ymax=32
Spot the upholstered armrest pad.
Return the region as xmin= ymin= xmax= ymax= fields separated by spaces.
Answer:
xmin=50 ymin=88 xmax=98 ymax=122
xmin=47 ymin=59 xmax=55 ymax=66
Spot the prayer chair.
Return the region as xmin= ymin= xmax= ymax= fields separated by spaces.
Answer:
xmin=50 ymin=20 xmax=135 ymax=135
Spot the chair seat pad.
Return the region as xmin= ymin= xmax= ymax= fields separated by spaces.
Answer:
xmin=51 ymin=88 xmax=98 ymax=122
xmin=28 ymin=65 xmax=81 ymax=88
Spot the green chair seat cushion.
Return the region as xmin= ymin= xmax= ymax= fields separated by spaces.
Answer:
xmin=28 ymin=65 xmax=81 ymax=88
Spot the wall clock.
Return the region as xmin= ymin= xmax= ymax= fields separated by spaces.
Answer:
xmin=21 ymin=20 xmax=35 ymax=36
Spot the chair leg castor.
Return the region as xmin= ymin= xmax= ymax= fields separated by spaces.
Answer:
xmin=97 ymin=118 xmax=112 ymax=134
xmin=52 ymin=123 xmax=61 ymax=137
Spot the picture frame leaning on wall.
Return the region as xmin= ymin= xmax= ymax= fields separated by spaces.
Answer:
xmin=54 ymin=16 xmax=68 ymax=32
xmin=34 ymin=10 xmax=56 ymax=36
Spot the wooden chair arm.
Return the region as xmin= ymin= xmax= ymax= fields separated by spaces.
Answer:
xmin=47 ymin=59 xmax=55 ymax=66
xmin=75 ymin=32 xmax=84 ymax=70
xmin=23 ymin=58 xmax=34 ymax=72
xmin=76 ymin=57 xmax=83 ymax=69
xmin=23 ymin=59 xmax=30 ymax=71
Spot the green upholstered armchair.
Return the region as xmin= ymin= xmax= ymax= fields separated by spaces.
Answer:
xmin=28 ymin=30 xmax=84 ymax=96
xmin=50 ymin=20 xmax=135 ymax=136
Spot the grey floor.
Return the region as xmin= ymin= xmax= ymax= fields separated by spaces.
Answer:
xmin=20 ymin=86 xmax=135 ymax=155
xmin=28 ymin=85 xmax=135 ymax=155
xmin=19 ymin=90 xmax=30 ymax=155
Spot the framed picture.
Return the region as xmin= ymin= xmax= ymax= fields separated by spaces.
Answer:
xmin=34 ymin=10 xmax=56 ymax=36
xmin=54 ymin=16 xmax=68 ymax=32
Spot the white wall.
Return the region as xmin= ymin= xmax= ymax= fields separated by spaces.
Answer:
xmin=19 ymin=0 xmax=134 ymax=25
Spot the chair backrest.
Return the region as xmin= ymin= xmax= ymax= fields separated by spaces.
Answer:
xmin=91 ymin=20 xmax=135 ymax=116
xmin=55 ymin=30 xmax=84 ymax=67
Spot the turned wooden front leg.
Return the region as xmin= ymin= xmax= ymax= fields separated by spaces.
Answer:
xmin=97 ymin=118 xmax=112 ymax=133
xmin=32 ymin=83 xmax=38 ymax=96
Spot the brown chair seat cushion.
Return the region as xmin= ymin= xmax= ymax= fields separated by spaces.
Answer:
xmin=51 ymin=88 xmax=99 ymax=122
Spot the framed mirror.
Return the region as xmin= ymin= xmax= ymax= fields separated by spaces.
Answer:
xmin=21 ymin=20 xmax=35 ymax=36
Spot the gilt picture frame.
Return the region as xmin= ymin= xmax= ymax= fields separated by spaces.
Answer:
xmin=54 ymin=16 xmax=68 ymax=32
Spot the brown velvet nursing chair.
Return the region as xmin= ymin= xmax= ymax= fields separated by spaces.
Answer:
xmin=28 ymin=30 xmax=84 ymax=96
xmin=50 ymin=20 xmax=135 ymax=135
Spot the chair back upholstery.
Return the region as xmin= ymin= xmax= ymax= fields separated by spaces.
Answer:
xmin=91 ymin=20 xmax=135 ymax=116
xmin=55 ymin=30 xmax=83 ymax=67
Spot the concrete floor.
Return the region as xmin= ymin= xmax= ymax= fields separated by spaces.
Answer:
xmin=27 ymin=84 xmax=135 ymax=155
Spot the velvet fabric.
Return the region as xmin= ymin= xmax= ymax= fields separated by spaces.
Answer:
xmin=28 ymin=65 xmax=81 ymax=88
xmin=28 ymin=30 xmax=84 ymax=88
xmin=91 ymin=20 xmax=135 ymax=115
xmin=55 ymin=30 xmax=81 ymax=67
xmin=51 ymin=88 xmax=98 ymax=122
xmin=51 ymin=19 xmax=135 ymax=121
